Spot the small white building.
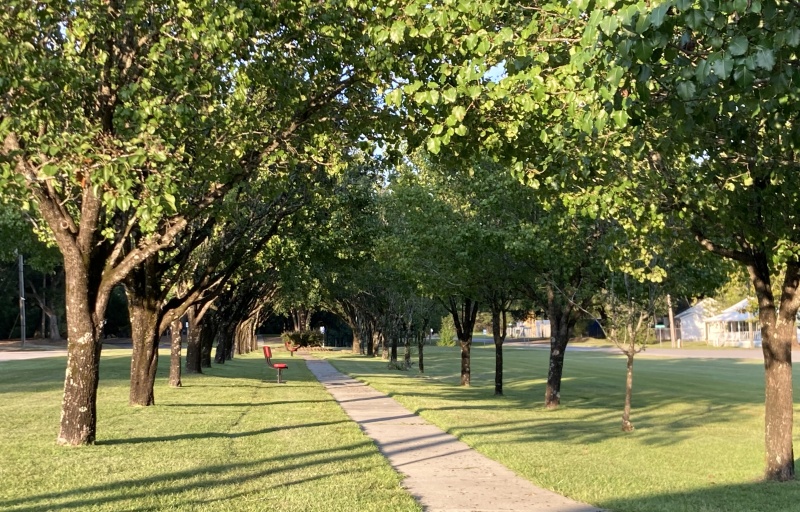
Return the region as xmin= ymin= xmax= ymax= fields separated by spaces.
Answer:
xmin=705 ymin=298 xmax=760 ymax=348
xmin=674 ymin=298 xmax=716 ymax=342
xmin=675 ymin=297 xmax=800 ymax=347
xmin=534 ymin=319 xmax=551 ymax=338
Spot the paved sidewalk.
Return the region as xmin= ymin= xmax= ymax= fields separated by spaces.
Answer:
xmin=302 ymin=355 xmax=602 ymax=512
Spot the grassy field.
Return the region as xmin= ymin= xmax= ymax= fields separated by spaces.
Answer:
xmin=0 ymin=349 xmax=420 ymax=512
xmin=320 ymin=345 xmax=800 ymax=512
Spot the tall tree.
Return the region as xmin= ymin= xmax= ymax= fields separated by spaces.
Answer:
xmin=2 ymin=0 xmax=487 ymax=444
xmin=578 ymin=0 xmax=800 ymax=480
xmin=124 ymin=169 xmax=308 ymax=406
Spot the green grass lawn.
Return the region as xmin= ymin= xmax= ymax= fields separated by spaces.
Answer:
xmin=0 ymin=349 xmax=420 ymax=512
xmin=320 ymin=345 xmax=800 ymax=512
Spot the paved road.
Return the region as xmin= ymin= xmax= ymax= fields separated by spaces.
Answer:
xmin=0 ymin=349 xmax=67 ymax=361
xmin=0 ymin=341 xmax=768 ymax=363
xmin=304 ymin=354 xmax=603 ymax=512
xmin=0 ymin=338 xmax=173 ymax=362
xmin=506 ymin=341 xmax=766 ymax=360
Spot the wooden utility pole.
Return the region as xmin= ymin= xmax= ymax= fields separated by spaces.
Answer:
xmin=667 ymin=294 xmax=678 ymax=348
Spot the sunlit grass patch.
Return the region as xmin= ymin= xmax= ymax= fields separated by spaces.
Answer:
xmin=321 ymin=345 xmax=800 ymax=512
xmin=0 ymin=350 xmax=420 ymax=512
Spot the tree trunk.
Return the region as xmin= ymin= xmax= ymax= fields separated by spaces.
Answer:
xmin=169 ymin=318 xmax=182 ymax=387
xmin=126 ymin=260 xmax=162 ymax=407
xmin=365 ymin=324 xmax=375 ymax=356
xmin=621 ymin=351 xmax=634 ymax=432
xmin=230 ymin=319 xmax=241 ymax=356
xmin=214 ymin=338 xmax=228 ymax=364
xmin=215 ymin=321 xmax=234 ymax=364
xmin=291 ymin=308 xmax=311 ymax=332
xmin=185 ymin=307 xmax=202 ymax=374
xmin=340 ymin=305 xmax=362 ymax=354
xmin=47 ymin=310 xmax=61 ymax=341
xmin=390 ymin=335 xmax=398 ymax=363
xmin=545 ymin=285 xmax=575 ymax=409
xmin=126 ymin=297 xmax=160 ymax=406
xmin=492 ymin=307 xmax=507 ymax=396
xmin=246 ymin=313 xmax=259 ymax=354
xmin=379 ymin=332 xmax=388 ymax=359
xmin=449 ymin=297 xmax=479 ymax=387
xmin=460 ymin=339 xmax=471 ymax=386
xmin=404 ymin=336 xmax=411 ymax=369
xmin=200 ymin=316 xmax=216 ymax=368
xmin=250 ymin=312 xmax=260 ymax=353
xmin=545 ymin=330 xmax=569 ymax=409
xmin=39 ymin=274 xmax=46 ymax=338
xmin=27 ymin=275 xmax=63 ymax=342
xmin=235 ymin=318 xmax=253 ymax=356
xmin=57 ymin=256 xmax=106 ymax=446
xmin=494 ymin=340 xmax=503 ymax=396
xmin=418 ymin=333 xmax=425 ymax=373
xmin=750 ymin=258 xmax=796 ymax=481
xmin=58 ymin=323 xmax=102 ymax=445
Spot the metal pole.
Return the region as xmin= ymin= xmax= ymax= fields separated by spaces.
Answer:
xmin=667 ymin=294 xmax=678 ymax=348
xmin=18 ymin=253 xmax=26 ymax=348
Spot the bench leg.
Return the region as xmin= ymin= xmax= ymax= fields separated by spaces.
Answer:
xmin=277 ymin=369 xmax=283 ymax=384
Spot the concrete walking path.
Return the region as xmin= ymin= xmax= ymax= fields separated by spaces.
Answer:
xmin=302 ymin=354 xmax=602 ymax=512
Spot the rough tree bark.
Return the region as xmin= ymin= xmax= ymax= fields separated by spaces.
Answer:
xmin=43 ymin=184 xmax=117 ymax=446
xmin=126 ymin=259 xmax=161 ymax=406
xmin=491 ymin=306 xmax=507 ymax=396
xmin=235 ymin=317 xmax=255 ymax=356
xmin=367 ymin=330 xmax=376 ymax=356
xmin=27 ymin=272 xmax=63 ymax=341
xmin=185 ymin=306 xmax=203 ymax=374
xmin=545 ymin=285 xmax=576 ymax=409
xmin=417 ymin=332 xmax=425 ymax=373
xmin=390 ymin=335 xmax=398 ymax=363
xmin=449 ymin=296 xmax=479 ymax=387
xmin=47 ymin=310 xmax=61 ymax=341
xmin=58 ymin=252 xmax=108 ymax=445
xmin=338 ymin=301 xmax=362 ymax=354
xmin=290 ymin=308 xmax=312 ymax=332
xmin=169 ymin=318 xmax=182 ymax=387
xmin=199 ymin=314 xmax=217 ymax=369
xmin=621 ymin=352 xmax=635 ymax=432
xmin=214 ymin=321 xmax=233 ymax=364
xmin=750 ymin=256 xmax=797 ymax=481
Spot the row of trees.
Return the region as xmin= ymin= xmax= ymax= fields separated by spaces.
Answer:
xmin=2 ymin=0 xmax=798 ymax=482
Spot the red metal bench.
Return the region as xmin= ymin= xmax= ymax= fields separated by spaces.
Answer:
xmin=284 ymin=339 xmax=299 ymax=357
xmin=262 ymin=346 xmax=288 ymax=383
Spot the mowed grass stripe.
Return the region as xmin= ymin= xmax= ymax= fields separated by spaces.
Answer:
xmin=0 ymin=349 xmax=421 ymax=512
xmin=322 ymin=345 xmax=800 ymax=512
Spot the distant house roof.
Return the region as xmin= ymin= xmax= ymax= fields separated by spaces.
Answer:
xmin=706 ymin=298 xmax=756 ymax=323
xmin=675 ymin=298 xmax=716 ymax=319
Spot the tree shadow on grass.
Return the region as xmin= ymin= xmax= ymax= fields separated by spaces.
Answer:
xmin=159 ymin=399 xmax=330 ymax=408
xmin=327 ymin=351 xmax=787 ymax=448
xmin=0 ymin=356 xmax=137 ymax=394
xmin=389 ymin=386 xmax=756 ymax=448
xmin=0 ymin=442 xmax=378 ymax=512
xmin=97 ymin=420 xmax=347 ymax=446
xmin=597 ymin=477 xmax=800 ymax=512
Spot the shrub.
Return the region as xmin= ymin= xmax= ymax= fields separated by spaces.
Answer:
xmin=281 ymin=330 xmax=323 ymax=348
xmin=438 ymin=315 xmax=457 ymax=346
